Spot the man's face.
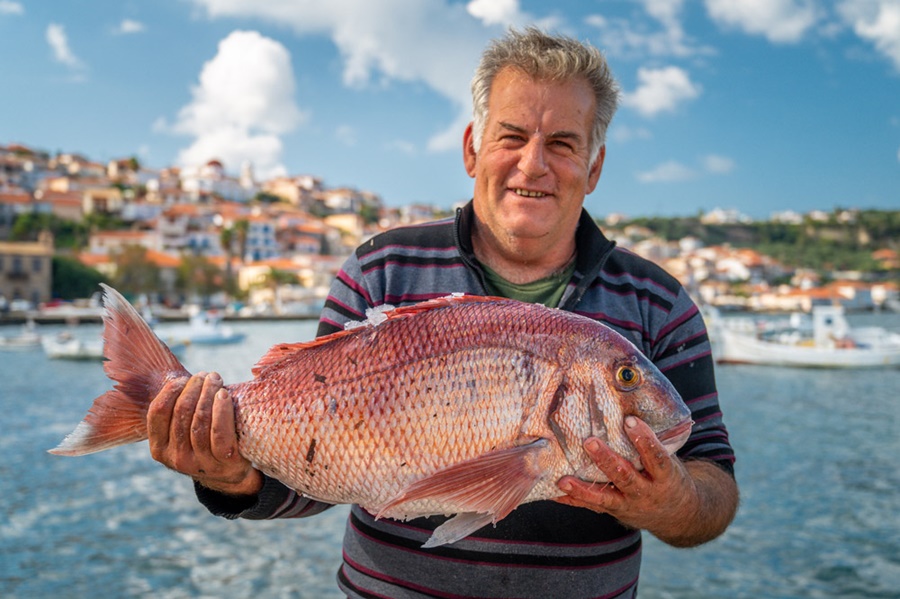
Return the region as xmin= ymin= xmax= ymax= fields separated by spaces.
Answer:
xmin=464 ymin=67 xmax=604 ymax=247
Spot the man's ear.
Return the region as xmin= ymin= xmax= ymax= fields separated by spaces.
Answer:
xmin=463 ymin=122 xmax=477 ymax=178
xmin=585 ymin=145 xmax=606 ymax=194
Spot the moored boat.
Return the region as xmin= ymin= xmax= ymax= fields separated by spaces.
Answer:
xmin=708 ymin=305 xmax=900 ymax=368
xmin=42 ymin=331 xmax=104 ymax=360
xmin=155 ymin=310 xmax=245 ymax=346
xmin=0 ymin=320 xmax=42 ymax=350
xmin=42 ymin=330 xmax=187 ymax=360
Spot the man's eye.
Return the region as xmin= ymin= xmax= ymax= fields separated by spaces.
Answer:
xmin=550 ymin=140 xmax=574 ymax=150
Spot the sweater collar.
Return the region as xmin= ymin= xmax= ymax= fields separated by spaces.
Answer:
xmin=454 ymin=200 xmax=616 ymax=310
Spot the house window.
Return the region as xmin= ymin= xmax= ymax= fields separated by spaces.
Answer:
xmin=33 ymin=257 xmax=42 ymax=272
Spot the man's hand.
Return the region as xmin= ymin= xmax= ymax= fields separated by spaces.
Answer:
xmin=556 ymin=416 xmax=738 ymax=547
xmin=147 ymin=372 xmax=263 ymax=497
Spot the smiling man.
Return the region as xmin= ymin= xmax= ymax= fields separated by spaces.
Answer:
xmin=147 ymin=28 xmax=738 ymax=599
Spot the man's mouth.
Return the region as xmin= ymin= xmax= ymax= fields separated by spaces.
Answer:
xmin=514 ymin=188 xmax=548 ymax=198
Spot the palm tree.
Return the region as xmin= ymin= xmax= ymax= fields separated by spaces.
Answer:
xmin=220 ymin=225 xmax=236 ymax=296
xmin=234 ymin=219 xmax=250 ymax=263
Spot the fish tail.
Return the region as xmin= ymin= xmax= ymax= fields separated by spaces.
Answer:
xmin=49 ymin=284 xmax=191 ymax=456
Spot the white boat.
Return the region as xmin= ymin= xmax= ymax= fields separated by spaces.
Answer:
xmin=0 ymin=320 xmax=42 ymax=350
xmin=709 ymin=305 xmax=900 ymax=368
xmin=42 ymin=331 xmax=104 ymax=360
xmin=42 ymin=329 xmax=187 ymax=360
xmin=156 ymin=310 xmax=245 ymax=346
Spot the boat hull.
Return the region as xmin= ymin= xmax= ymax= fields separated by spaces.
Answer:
xmin=714 ymin=326 xmax=900 ymax=368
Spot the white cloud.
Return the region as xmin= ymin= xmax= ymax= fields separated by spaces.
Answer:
xmin=610 ymin=124 xmax=653 ymax=143
xmin=115 ymin=19 xmax=145 ymax=34
xmin=385 ymin=139 xmax=417 ymax=155
xmin=838 ymin=0 xmax=900 ymax=72
xmin=466 ymin=0 xmax=523 ymax=27
xmin=586 ymin=0 xmax=714 ymax=58
xmin=704 ymin=0 xmax=819 ymax=43
xmin=703 ymin=154 xmax=735 ymax=174
xmin=188 ymin=0 xmax=490 ymax=152
xmin=637 ymin=154 xmax=734 ymax=183
xmin=621 ymin=66 xmax=701 ymax=117
xmin=166 ymin=30 xmax=306 ymax=180
xmin=46 ymin=23 xmax=84 ymax=69
xmin=0 ymin=1 xmax=23 ymax=15
xmin=637 ymin=161 xmax=697 ymax=183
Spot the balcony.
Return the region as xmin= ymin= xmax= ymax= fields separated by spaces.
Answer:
xmin=5 ymin=270 xmax=29 ymax=281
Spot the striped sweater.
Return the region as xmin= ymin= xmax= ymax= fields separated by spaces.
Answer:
xmin=197 ymin=202 xmax=735 ymax=599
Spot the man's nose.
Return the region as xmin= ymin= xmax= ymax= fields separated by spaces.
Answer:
xmin=518 ymin=139 xmax=548 ymax=179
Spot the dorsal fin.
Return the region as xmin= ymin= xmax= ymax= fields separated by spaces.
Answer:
xmin=250 ymin=294 xmax=510 ymax=377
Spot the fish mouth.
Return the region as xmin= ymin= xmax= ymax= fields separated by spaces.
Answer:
xmin=657 ymin=419 xmax=693 ymax=454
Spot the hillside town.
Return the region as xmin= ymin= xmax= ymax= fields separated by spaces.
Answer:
xmin=1 ymin=141 xmax=897 ymax=320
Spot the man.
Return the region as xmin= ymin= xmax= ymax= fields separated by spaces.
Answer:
xmin=148 ymin=28 xmax=738 ymax=598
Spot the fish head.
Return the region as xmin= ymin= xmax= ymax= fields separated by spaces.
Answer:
xmin=580 ymin=338 xmax=693 ymax=472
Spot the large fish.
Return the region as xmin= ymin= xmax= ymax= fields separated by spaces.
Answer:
xmin=51 ymin=285 xmax=693 ymax=547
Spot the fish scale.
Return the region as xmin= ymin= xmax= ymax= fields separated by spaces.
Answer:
xmin=50 ymin=285 xmax=693 ymax=547
xmin=233 ymin=344 xmax=561 ymax=510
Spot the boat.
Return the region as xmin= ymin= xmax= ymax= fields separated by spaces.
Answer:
xmin=708 ymin=305 xmax=900 ymax=368
xmin=0 ymin=320 xmax=42 ymax=350
xmin=155 ymin=310 xmax=245 ymax=346
xmin=42 ymin=330 xmax=187 ymax=360
xmin=42 ymin=331 xmax=104 ymax=360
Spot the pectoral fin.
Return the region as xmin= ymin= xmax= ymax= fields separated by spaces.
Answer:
xmin=375 ymin=438 xmax=551 ymax=547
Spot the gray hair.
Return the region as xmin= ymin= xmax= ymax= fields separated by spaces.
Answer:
xmin=470 ymin=27 xmax=620 ymax=164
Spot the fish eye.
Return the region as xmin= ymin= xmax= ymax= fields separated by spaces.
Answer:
xmin=616 ymin=366 xmax=641 ymax=389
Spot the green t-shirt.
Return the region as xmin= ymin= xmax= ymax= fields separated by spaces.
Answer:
xmin=481 ymin=261 xmax=576 ymax=308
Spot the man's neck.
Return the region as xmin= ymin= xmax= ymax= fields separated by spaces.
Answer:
xmin=472 ymin=221 xmax=577 ymax=285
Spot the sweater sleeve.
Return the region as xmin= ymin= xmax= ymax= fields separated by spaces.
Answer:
xmin=650 ymin=287 xmax=735 ymax=475
xmin=194 ymin=475 xmax=334 ymax=520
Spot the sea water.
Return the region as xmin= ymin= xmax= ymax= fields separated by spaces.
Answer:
xmin=2 ymin=314 xmax=899 ymax=598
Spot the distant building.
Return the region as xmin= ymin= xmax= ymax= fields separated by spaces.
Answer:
xmin=700 ymin=207 xmax=752 ymax=225
xmin=180 ymin=159 xmax=257 ymax=203
xmin=0 ymin=232 xmax=54 ymax=307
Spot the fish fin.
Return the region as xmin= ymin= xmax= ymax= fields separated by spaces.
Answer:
xmin=251 ymin=341 xmax=310 ymax=375
xmin=422 ymin=512 xmax=497 ymax=548
xmin=251 ymin=294 xmax=511 ymax=376
xmin=376 ymin=438 xmax=550 ymax=541
xmin=385 ymin=294 xmax=509 ymax=318
xmin=49 ymin=284 xmax=190 ymax=456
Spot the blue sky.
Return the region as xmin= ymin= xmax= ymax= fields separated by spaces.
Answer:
xmin=1 ymin=0 xmax=898 ymax=219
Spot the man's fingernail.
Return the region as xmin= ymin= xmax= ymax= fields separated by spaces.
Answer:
xmin=585 ymin=439 xmax=602 ymax=453
xmin=209 ymin=372 xmax=222 ymax=383
xmin=625 ymin=416 xmax=637 ymax=428
xmin=559 ymin=481 xmax=572 ymax=492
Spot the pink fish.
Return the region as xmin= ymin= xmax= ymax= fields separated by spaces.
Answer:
xmin=51 ymin=284 xmax=692 ymax=547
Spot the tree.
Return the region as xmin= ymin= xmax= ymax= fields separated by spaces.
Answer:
xmin=52 ymin=256 xmax=107 ymax=299
xmin=234 ymin=219 xmax=250 ymax=263
xmin=111 ymin=246 xmax=161 ymax=296
xmin=219 ymin=225 xmax=237 ymax=296
xmin=176 ymin=254 xmax=222 ymax=305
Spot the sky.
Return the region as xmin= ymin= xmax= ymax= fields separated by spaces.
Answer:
xmin=1 ymin=0 xmax=898 ymax=220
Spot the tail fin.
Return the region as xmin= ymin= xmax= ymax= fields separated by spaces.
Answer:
xmin=49 ymin=284 xmax=191 ymax=456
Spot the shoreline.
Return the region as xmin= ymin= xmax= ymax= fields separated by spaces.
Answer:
xmin=0 ymin=311 xmax=319 ymax=326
